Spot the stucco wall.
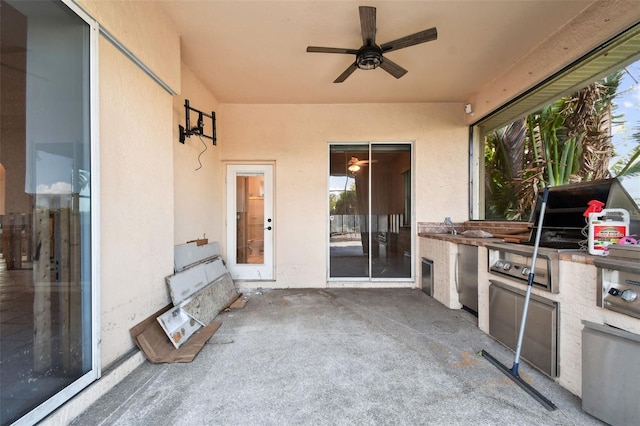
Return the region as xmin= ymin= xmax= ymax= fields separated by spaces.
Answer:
xmin=220 ymin=103 xmax=468 ymax=289
xmin=173 ymin=64 xmax=223 ymax=245
xmin=77 ymin=0 xmax=180 ymax=93
xmin=420 ymin=238 xmax=462 ymax=309
xmin=73 ymin=0 xmax=182 ymax=368
xmin=98 ymin=38 xmax=175 ymax=367
xmin=73 ymin=0 xmax=225 ymax=369
xmin=555 ymin=258 xmax=640 ymax=397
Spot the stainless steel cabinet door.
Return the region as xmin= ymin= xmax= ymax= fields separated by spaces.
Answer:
xmin=457 ymin=244 xmax=478 ymax=311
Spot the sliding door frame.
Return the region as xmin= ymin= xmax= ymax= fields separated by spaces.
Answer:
xmin=13 ymin=1 xmax=101 ymax=424
xmin=327 ymin=142 xmax=415 ymax=283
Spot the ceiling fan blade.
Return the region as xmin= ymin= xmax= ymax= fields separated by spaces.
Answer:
xmin=334 ymin=63 xmax=358 ymax=83
xmin=380 ymin=27 xmax=437 ymax=52
xmin=380 ymin=57 xmax=408 ymax=79
xmin=307 ymin=46 xmax=358 ymax=54
xmin=359 ymin=6 xmax=376 ymax=46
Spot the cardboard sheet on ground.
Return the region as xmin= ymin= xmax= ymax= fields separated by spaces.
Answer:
xmin=227 ymin=294 xmax=248 ymax=310
xmin=130 ymin=304 xmax=221 ymax=363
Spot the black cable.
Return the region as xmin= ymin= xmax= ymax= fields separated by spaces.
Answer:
xmin=195 ymin=135 xmax=207 ymax=171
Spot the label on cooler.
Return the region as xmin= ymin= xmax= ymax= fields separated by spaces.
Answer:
xmin=593 ymin=225 xmax=626 ymax=248
xmin=589 ymin=222 xmax=628 ymax=255
xmin=588 ymin=209 xmax=630 ymax=255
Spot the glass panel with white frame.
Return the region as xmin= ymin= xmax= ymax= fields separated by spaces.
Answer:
xmin=329 ymin=143 xmax=412 ymax=280
xmin=0 ymin=1 xmax=97 ymax=424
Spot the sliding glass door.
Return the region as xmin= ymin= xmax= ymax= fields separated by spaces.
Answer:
xmin=0 ymin=1 xmax=98 ymax=424
xmin=328 ymin=143 xmax=412 ymax=280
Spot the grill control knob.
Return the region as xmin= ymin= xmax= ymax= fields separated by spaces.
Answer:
xmin=521 ymin=267 xmax=530 ymax=276
xmin=502 ymin=262 xmax=511 ymax=271
xmin=609 ymin=287 xmax=622 ymax=296
xmin=621 ymin=289 xmax=638 ymax=302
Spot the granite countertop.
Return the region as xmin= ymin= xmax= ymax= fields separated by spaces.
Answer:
xmin=417 ymin=232 xmax=505 ymax=247
xmin=417 ymin=221 xmax=637 ymax=266
xmin=418 ymin=232 xmax=598 ymax=264
xmin=417 ymin=220 xmax=531 ymax=246
xmin=592 ymin=254 xmax=640 ymax=273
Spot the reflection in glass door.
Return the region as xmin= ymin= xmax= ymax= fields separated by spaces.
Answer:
xmin=0 ymin=1 xmax=97 ymax=424
xmin=236 ymin=174 xmax=265 ymax=265
xmin=329 ymin=144 xmax=412 ymax=280
xmin=226 ymin=164 xmax=274 ymax=280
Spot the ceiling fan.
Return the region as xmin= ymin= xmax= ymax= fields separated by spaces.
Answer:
xmin=306 ymin=6 xmax=437 ymax=83
xmin=347 ymin=156 xmax=376 ymax=172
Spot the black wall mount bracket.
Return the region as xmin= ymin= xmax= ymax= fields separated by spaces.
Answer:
xmin=178 ymin=99 xmax=216 ymax=145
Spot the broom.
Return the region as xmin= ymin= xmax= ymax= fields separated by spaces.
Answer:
xmin=481 ymin=187 xmax=557 ymax=411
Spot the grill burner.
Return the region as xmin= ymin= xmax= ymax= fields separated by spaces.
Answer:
xmin=487 ymin=243 xmax=559 ymax=293
xmin=595 ymin=256 xmax=640 ymax=319
xmin=523 ymin=225 xmax=586 ymax=249
xmin=521 ymin=240 xmax=582 ymax=250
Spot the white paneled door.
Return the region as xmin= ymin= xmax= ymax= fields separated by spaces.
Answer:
xmin=226 ymin=164 xmax=274 ymax=280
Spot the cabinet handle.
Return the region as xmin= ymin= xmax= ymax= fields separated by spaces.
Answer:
xmin=455 ymin=251 xmax=460 ymax=293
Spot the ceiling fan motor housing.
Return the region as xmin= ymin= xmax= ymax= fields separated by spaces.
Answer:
xmin=357 ymin=46 xmax=383 ymax=70
xmin=306 ymin=6 xmax=437 ymax=82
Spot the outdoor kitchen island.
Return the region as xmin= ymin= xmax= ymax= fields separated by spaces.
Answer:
xmin=418 ymin=229 xmax=640 ymax=404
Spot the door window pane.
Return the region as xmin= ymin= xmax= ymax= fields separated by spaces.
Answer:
xmin=236 ymin=174 xmax=265 ymax=265
xmin=329 ymin=146 xmax=369 ymax=278
xmin=0 ymin=1 xmax=93 ymax=423
xmin=371 ymin=144 xmax=412 ymax=279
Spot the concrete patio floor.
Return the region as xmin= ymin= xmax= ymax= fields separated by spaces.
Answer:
xmin=66 ymin=288 xmax=602 ymax=425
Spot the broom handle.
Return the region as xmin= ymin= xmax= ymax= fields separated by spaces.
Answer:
xmin=513 ymin=187 xmax=549 ymax=369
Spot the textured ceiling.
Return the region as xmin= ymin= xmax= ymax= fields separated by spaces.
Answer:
xmin=158 ymin=1 xmax=595 ymax=104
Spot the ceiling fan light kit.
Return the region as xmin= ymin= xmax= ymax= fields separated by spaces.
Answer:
xmin=306 ymin=6 xmax=437 ymax=83
xmin=357 ymin=46 xmax=382 ymax=70
xmin=347 ymin=156 xmax=376 ymax=173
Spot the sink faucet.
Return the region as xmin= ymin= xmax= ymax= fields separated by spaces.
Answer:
xmin=444 ymin=217 xmax=457 ymax=235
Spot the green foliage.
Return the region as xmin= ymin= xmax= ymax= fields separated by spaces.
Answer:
xmin=332 ymin=185 xmax=358 ymax=215
xmin=484 ymin=121 xmax=524 ymax=219
xmin=611 ymin=132 xmax=640 ymax=177
xmin=485 ymin=71 xmax=626 ymax=220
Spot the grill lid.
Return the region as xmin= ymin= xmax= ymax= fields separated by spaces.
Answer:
xmin=528 ymin=178 xmax=640 ymax=248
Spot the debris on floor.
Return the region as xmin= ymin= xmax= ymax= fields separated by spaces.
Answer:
xmin=225 ymin=294 xmax=249 ymax=311
xmin=130 ymin=241 xmax=245 ymax=363
xmin=157 ymin=304 xmax=202 ymax=348
xmin=130 ymin=304 xmax=221 ymax=363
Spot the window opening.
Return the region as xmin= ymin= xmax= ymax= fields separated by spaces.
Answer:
xmin=474 ymin=23 xmax=640 ymax=221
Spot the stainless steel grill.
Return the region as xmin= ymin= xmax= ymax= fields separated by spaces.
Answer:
xmin=595 ymin=253 xmax=640 ymax=319
xmin=527 ymin=178 xmax=640 ymax=250
xmin=487 ymin=243 xmax=559 ymax=293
